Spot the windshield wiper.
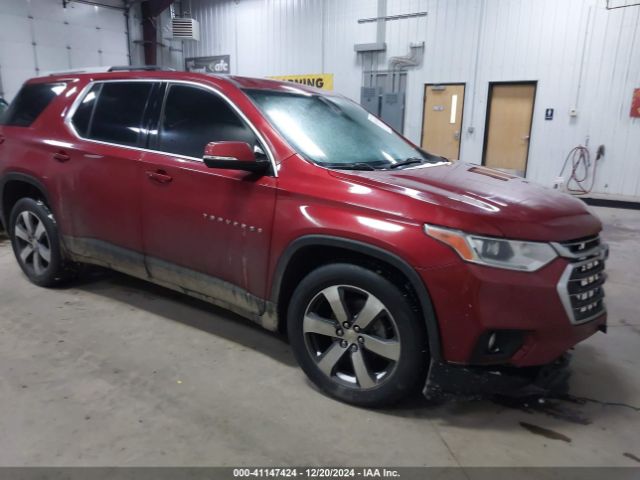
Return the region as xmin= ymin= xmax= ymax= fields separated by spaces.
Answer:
xmin=325 ymin=162 xmax=378 ymax=171
xmin=389 ymin=157 xmax=425 ymax=169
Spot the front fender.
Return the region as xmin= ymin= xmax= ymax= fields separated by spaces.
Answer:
xmin=270 ymin=234 xmax=443 ymax=361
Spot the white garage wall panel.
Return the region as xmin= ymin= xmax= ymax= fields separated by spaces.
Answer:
xmin=182 ymin=0 xmax=640 ymax=198
xmin=0 ymin=0 xmax=130 ymax=101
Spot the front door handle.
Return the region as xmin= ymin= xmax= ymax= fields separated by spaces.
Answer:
xmin=0 ymin=135 xmax=5 ymax=145
xmin=146 ymin=170 xmax=173 ymax=184
xmin=53 ymin=151 xmax=71 ymax=162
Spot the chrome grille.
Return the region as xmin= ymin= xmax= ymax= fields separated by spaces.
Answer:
xmin=555 ymin=236 xmax=608 ymax=324
xmin=552 ymin=235 xmax=602 ymax=259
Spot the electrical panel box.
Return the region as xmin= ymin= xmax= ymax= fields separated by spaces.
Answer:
xmin=360 ymin=87 xmax=379 ymax=116
xmin=360 ymin=71 xmax=407 ymax=133
xmin=360 ymin=83 xmax=406 ymax=133
xmin=381 ymin=92 xmax=405 ymax=133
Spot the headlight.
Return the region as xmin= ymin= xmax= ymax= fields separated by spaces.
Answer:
xmin=424 ymin=225 xmax=558 ymax=272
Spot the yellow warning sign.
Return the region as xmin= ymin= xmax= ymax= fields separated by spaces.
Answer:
xmin=268 ymin=73 xmax=334 ymax=91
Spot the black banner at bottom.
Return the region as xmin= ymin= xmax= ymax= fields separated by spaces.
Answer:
xmin=0 ymin=468 xmax=638 ymax=480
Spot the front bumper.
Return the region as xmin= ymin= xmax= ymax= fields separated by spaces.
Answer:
xmin=417 ymin=246 xmax=608 ymax=367
xmin=424 ymin=353 xmax=573 ymax=399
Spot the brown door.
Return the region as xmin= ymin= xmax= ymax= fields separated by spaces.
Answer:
xmin=421 ymin=84 xmax=465 ymax=160
xmin=483 ymin=83 xmax=536 ymax=176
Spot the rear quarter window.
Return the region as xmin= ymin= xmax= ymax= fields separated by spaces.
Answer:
xmin=70 ymin=84 xmax=101 ymax=138
xmin=0 ymin=83 xmax=65 ymax=127
xmin=71 ymin=82 xmax=154 ymax=148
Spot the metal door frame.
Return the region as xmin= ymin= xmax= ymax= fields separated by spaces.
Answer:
xmin=481 ymin=80 xmax=537 ymax=177
xmin=420 ymin=82 xmax=466 ymax=160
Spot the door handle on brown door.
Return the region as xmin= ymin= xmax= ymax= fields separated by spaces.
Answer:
xmin=146 ymin=170 xmax=173 ymax=184
xmin=53 ymin=151 xmax=71 ymax=162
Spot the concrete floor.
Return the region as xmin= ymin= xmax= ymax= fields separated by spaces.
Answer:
xmin=0 ymin=206 xmax=639 ymax=467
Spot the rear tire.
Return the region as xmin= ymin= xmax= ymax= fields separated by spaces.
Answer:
xmin=287 ymin=263 xmax=429 ymax=407
xmin=9 ymin=198 xmax=73 ymax=287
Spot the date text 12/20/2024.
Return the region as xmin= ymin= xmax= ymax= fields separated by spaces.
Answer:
xmin=233 ymin=468 xmax=401 ymax=478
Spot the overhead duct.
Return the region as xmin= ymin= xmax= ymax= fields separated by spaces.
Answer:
xmin=388 ymin=41 xmax=425 ymax=71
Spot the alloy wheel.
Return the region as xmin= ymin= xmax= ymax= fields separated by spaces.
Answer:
xmin=13 ymin=211 xmax=52 ymax=276
xmin=302 ymin=285 xmax=401 ymax=389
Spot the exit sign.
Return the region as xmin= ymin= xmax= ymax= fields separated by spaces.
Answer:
xmin=631 ymin=88 xmax=640 ymax=118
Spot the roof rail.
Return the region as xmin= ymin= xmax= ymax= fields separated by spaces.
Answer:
xmin=47 ymin=66 xmax=111 ymax=76
xmin=107 ymin=65 xmax=176 ymax=72
xmin=46 ymin=65 xmax=176 ymax=76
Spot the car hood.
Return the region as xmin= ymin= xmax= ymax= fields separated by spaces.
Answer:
xmin=330 ymin=161 xmax=601 ymax=242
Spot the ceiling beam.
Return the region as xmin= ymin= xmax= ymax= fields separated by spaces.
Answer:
xmin=146 ymin=0 xmax=174 ymax=17
xmin=140 ymin=0 xmax=174 ymax=65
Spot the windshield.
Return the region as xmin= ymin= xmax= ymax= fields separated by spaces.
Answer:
xmin=245 ymin=89 xmax=446 ymax=170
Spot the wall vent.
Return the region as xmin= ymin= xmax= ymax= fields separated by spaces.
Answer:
xmin=171 ymin=17 xmax=200 ymax=41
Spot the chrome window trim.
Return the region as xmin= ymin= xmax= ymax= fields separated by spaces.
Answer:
xmin=203 ymin=155 xmax=237 ymax=162
xmin=556 ymin=245 xmax=608 ymax=325
xmin=64 ymin=78 xmax=278 ymax=177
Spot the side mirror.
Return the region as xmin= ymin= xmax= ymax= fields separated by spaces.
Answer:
xmin=203 ymin=142 xmax=270 ymax=174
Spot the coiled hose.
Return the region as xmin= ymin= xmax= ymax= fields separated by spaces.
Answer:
xmin=558 ymin=145 xmax=605 ymax=195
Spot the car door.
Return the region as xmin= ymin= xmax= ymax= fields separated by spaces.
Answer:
xmin=140 ymin=82 xmax=277 ymax=313
xmin=58 ymin=81 xmax=158 ymax=277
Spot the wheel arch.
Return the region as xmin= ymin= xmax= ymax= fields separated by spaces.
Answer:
xmin=0 ymin=173 xmax=53 ymax=231
xmin=271 ymin=235 xmax=442 ymax=361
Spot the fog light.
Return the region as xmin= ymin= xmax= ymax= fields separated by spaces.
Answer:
xmin=487 ymin=332 xmax=499 ymax=353
xmin=471 ymin=330 xmax=526 ymax=364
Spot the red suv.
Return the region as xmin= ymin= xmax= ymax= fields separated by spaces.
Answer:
xmin=0 ymin=69 xmax=608 ymax=406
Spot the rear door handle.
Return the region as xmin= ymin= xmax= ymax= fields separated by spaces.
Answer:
xmin=0 ymin=135 xmax=5 ymax=145
xmin=146 ymin=170 xmax=173 ymax=184
xmin=53 ymin=151 xmax=71 ymax=162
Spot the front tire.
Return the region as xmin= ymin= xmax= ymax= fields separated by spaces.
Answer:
xmin=288 ymin=263 xmax=428 ymax=407
xmin=9 ymin=198 xmax=71 ymax=287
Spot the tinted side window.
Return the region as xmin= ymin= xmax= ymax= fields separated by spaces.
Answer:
xmin=71 ymin=84 xmax=101 ymax=138
xmin=90 ymin=82 xmax=153 ymax=147
xmin=1 ymin=83 xmax=65 ymax=127
xmin=158 ymin=85 xmax=257 ymax=158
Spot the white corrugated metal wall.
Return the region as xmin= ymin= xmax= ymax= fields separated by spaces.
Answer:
xmin=0 ymin=0 xmax=131 ymax=101
xmin=180 ymin=0 xmax=638 ymax=197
